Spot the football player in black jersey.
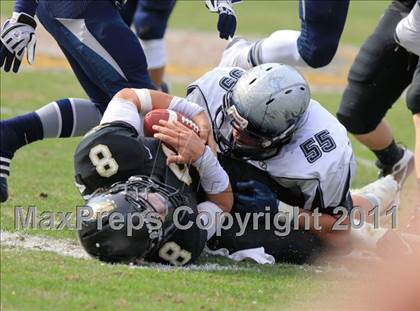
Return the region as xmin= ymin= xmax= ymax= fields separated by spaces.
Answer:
xmin=74 ymin=87 xmax=233 ymax=265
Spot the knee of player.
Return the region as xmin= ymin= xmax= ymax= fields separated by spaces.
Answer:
xmin=336 ymin=111 xmax=375 ymax=135
xmin=406 ymin=84 xmax=420 ymax=115
xmin=299 ymin=37 xmax=339 ymax=68
xmin=134 ymin=13 xmax=165 ymax=40
xmin=337 ymin=89 xmax=382 ymax=135
xmin=306 ymin=46 xmax=338 ymax=68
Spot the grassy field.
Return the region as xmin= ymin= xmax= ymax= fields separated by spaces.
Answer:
xmin=0 ymin=1 xmax=415 ymax=310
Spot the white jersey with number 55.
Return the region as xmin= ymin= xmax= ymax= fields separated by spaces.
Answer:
xmin=187 ymin=66 xmax=356 ymax=212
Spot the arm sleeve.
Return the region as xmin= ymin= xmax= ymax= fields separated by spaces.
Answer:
xmin=192 ymin=146 xmax=230 ymax=194
xmin=14 ymin=0 xmax=38 ymax=17
xmin=168 ymin=96 xmax=205 ymax=119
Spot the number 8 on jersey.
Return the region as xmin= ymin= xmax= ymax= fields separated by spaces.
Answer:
xmin=89 ymin=144 xmax=119 ymax=178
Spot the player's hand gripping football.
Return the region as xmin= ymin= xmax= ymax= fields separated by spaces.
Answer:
xmin=153 ymin=119 xmax=206 ymax=165
xmin=0 ymin=12 xmax=37 ymax=73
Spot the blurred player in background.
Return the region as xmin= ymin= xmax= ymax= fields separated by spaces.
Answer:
xmin=120 ymin=0 xmax=238 ymax=89
xmin=221 ymin=0 xmax=349 ymax=69
xmin=336 ymin=0 xmax=420 ymax=233
xmin=120 ymin=0 xmax=176 ymax=90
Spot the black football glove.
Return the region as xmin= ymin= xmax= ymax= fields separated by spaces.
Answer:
xmin=205 ymin=0 xmax=237 ymax=40
xmin=234 ymin=180 xmax=278 ymax=214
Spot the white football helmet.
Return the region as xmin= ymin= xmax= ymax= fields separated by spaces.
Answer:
xmin=215 ymin=63 xmax=310 ymax=160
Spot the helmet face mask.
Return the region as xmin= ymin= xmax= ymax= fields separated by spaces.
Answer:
xmin=78 ymin=175 xmax=190 ymax=264
xmin=215 ymin=63 xmax=310 ymax=161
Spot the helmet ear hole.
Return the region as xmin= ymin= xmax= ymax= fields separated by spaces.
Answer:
xmin=265 ymin=98 xmax=275 ymax=106
xmin=300 ymin=87 xmax=306 ymax=91
xmin=249 ymin=78 xmax=257 ymax=85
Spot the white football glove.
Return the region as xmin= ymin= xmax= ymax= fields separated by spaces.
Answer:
xmin=0 ymin=12 xmax=37 ymax=73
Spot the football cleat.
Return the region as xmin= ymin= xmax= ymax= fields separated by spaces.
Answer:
xmin=376 ymin=147 xmax=414 ymax=189
xmin=0 ymin=176 xmax=8 ymax=203
xmin=218 ymin=37 xmax=253 ymax=69
xmin=352 ymin=175 xmax=399 ymax=217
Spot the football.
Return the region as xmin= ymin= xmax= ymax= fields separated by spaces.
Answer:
xmin=143 ymin=109 xmax=200 ymax=137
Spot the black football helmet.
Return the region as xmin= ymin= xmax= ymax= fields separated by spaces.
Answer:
xmin=77 ymin=175 xmax=191 ymax=264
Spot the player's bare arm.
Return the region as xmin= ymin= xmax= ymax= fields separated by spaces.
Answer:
xmin=113 ymin=88 xmax=213 ymax=146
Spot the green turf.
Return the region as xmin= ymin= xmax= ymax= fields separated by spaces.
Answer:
xmin=1 ymin=247 xmax=340 ymax=310
xmin=0 ymin=0 xmax=13 ymax=16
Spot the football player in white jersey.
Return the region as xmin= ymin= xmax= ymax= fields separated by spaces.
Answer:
xmin=152 ymin=62 xmax=415 ymax=254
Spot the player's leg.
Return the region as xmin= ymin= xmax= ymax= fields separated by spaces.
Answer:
xmin=133 ymin=0 xmax=176 ymax=89
xmin=0 ymin=96 xmax=102 ymax=202
xmin=0 ymin=38 xmax=107 ymax=202
xmin=219 ymin=0 xmax=349 ymax=69
xmin=351 ymin=175 xmax=399 ymax=221
xmin=207 ymin=215 xmax=323 ymax=264
xmin=37 ymin=0 xmax=155 ymax=97
xmin=119 ymin=0 xmax=138 ymax=26
xmin=295 ymin=0 xmax=349 ymax=68
xmin=337 ymin=2 xmax=417 ymax=185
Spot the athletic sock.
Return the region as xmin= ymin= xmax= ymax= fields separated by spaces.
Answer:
xmin=1 ymin=112 xmax=43 ymax=153
xmin=373 ymin=140 xmax=404 ymax=167
xmin=256 ymin=30 xmax=308 ymax=67
xmin=0 ymin=112 xmax=43 ymax=179
xmin=36 ymin=98 xmax=102 ymax=138
xmin=0 ymin=98 xmax=102 ymax=179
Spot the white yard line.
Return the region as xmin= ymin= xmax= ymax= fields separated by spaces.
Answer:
xmin=0 ymin=231 xmax=255 ymax=271
xmin=0 ymin=230 xmax=375 ymax=274
xmin=1 ymin=230 xmax=90 ymax=259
